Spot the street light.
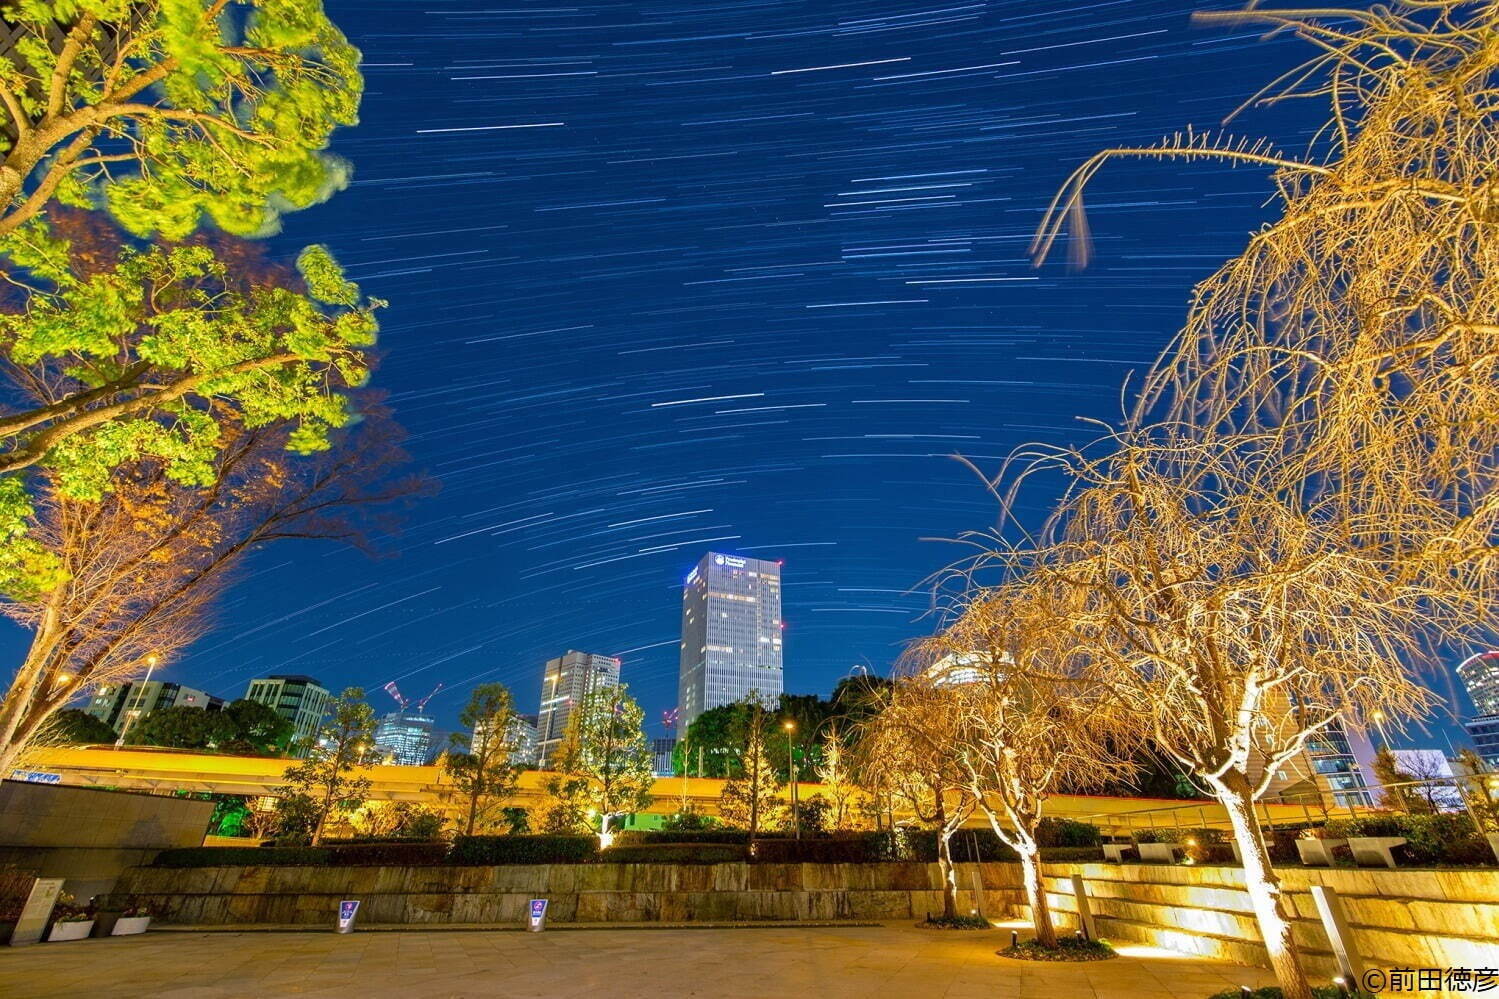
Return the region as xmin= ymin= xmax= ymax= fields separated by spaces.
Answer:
xmin=1370 ymin=710 xmax=1392 ymax=749
xmin=113 ymin=654 xmax=159 ymax=749
xmin=783 ymin=719 xmax=799 ymax=840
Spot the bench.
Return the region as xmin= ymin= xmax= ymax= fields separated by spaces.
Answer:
xmin=1348 ymin=836 xmax=1407 ymax=869
xmin=1136 ymin=842 xmax=1181 ymax=864
xmin=1295 ymin=837 xmax=1346 ymax=867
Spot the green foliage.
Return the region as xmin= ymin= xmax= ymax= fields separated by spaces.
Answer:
xmin=612 ymin=829 xmax=749 ymax=846
xmin=0 ymin=0 xmax=363 ymax=240
xmin=498 ymin=806 xmax=531 ymax=835
xmin=218 ymin=698 xmax=293 ymax=754
xmin=1208 ymin=989 xmax=1374 ymax=999
xmin=42 ymin=707 xmax=116 ymax=744
xmin=548 ymin=684 xmax=654 ymax=825
xmin=448 ymin=835 xmax=599 ymax=865
xmin=275 ymin=687 xmax=377 ymax=845
xmin=152 ymin=846 xmax=330 ymax=867
xmin=1323 ymin=813 xmax=1485 ymax=866
xmin=602 ymin=843 xmax=747 ymax=864
xmin=1000 ymin=938 xmax=1116 ymax=962
xmin=444 ymin=683 xmax=521 ymax=836
xmin=126 ymin=697 xmax=291 ymax=753
xmin=783 ymin=793 xmax=831 ymax=834
xmin=659 ymin=806 xmax=719 ymax=832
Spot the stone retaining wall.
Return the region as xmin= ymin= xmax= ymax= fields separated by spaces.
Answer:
xmin=1034 ymin=863 xmax=1499 ymax=977
xmin=115 ymin=859 xmax=1499 ymax=978
xmin=113 ymin=861 xmax=1025 ymax=926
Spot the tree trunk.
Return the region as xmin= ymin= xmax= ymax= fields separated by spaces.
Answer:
xmin=1018 ymin=843 xmax=1056 ymax=947
xmin=465 ymin=790 xmax=478 ymax=837
xmin=934 ymin=796 xmax=958 ymax=920
xmin=1210 ymin=770 xmax=1313 ymax=999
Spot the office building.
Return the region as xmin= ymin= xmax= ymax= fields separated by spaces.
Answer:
xmin=1458 ymin=650 xmax=1499 ymax=717
xmin=374 ymin=710 xmax=435 ymax=766
xmin=537 ymin=651 xmax=621 ymax=768
xmin=473 ymin=713 xmax=539 ymax=768
xmin=677 ymin=552 xmax=783 ymax=736
xmin=1302 ymin=719 xmax=1378 ymax=807
xmin=1466 ymin=715 xmax=1499 ymax=768
xmin=244 ymin=675 xmax=333 ymax=757
xmin=86 ymin=681 xmax=223 ymax=733
xmin=652 ymin=737 xmax=677 ymax=777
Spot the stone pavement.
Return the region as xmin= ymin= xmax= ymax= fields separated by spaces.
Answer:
xmin=0 ymin=923 xmax=1280 ymax=998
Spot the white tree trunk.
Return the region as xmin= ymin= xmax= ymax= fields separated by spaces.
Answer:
xmin=1018 ymin=843 xmax=1055 ymax=947
xmin=1209 ymin=771 xmax=1313 ymax=999
xmin=935 ymin=825 xmax=959 ymax=920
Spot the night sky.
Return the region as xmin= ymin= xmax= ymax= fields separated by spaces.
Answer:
xmin=12 ymin=1 xmax=1480 ymax=740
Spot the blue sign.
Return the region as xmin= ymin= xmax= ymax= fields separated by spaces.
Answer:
xmin=337 ymin=899 xmax=360 ymax=933
xmin=10 ymin=770 xmax=61 ymax=784
xmin=528 ymin=898 xmax=548 ymax=932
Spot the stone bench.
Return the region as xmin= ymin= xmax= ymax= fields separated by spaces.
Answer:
xmin=1348 ymin=836 xmax=1407 ymax=869
xmin=1295 ymin=838 xmax=1346 ymax=867
xmin=1136 ymin=843 xmax=1181 ymax=864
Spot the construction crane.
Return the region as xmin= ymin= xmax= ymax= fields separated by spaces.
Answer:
xmin=381 ymin=680 xmax=443 ymax=714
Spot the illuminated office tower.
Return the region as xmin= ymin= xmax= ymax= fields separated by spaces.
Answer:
xmin=536 ymin=651 xmax=620 ymax=768
xmin=677 ymin=552 xmax=783 ymax=737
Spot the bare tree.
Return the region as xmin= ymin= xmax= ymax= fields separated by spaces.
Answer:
xmin=0 ymin=403 xmax=426 ymax=775
xmin=915 ymin=584 xmax=1126 ymax=946
xmin=861 ymin=679 xmax=974 ymax=922
xmin=813 ymin=726 xmax=856 ymax=831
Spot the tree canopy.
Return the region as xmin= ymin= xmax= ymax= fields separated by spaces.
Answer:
xmin=0 ymin=0 xmax=363 ymax=241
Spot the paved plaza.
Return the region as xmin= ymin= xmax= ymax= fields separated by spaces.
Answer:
xmin=0 ymin=923 xmax=1278 ymax=998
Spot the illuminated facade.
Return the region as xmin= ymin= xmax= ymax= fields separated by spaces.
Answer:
xmin=1458 ymin=651 xmax=1499 ymax=717
xmin=374 ymin=711 xmax=435 ymax=766
xmin=243 ymin=675 xmax=333 ymax=757
xmin=536 ymin=651 xmax=621 ymax=768
xmin=677 ymin=552 xmax=783 ymax=736
xmin=86 ymin=681 xmax=223 ymax=733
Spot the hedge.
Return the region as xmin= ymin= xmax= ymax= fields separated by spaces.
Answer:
xmin=1323 ymin=813 xmax=1487 ymax=866
xmin=448 ymin=835 xmax=599 ymax=865
xmin=153 ymin=846 xmax=331 ymax=868
xmin=753 ymin=835 xmax=895 ymax=864
xmin=603 ymin=844 xmax=748 ymax=864
xmin=329 ymin=842 xmax=451 ymax=866
xmin=611 ymin=829 xmax=750 ymax=846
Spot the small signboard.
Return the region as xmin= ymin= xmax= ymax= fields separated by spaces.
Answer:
xmin=337 ymin=899 xmax=360 ymax=934
xmin=528 ymin=898 xmax=548 ymax=932
xmin=9 ymin=878 xmax=64 ymax=947
xmin=9 ymin=770 xmax=61 ymax=784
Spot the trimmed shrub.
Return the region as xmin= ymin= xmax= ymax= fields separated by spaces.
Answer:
xmin=603 ymin=844 xmax=747 ymax=864
xmin=448 ymin=835 xmax=599 ymax=865
xmin=611 ymin=829 xmax=749 ymax=846
xmin=1038 ymin=846 xmax=1106 ymax=863
xmin=1323 ymin=813 xmax=1485 ymax=866
xmin=1036 ymin=818 xmax=1102 ymax=848
xmin=752 ymin=834 xmax=895 ymax=863
xmin=152 ymin=847 xmax=330 ymax=868
xmin=329 ymin=842 xmax=451 ymax=866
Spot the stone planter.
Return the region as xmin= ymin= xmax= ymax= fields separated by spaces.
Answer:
xmin=1486 ymin=833 xmax=1499 ymax=865
xmin=110 ymin=916 xmax=151 ymax=936
xmin=1137 ymin=843 xmax=1180 ymax=864
xmin=47 ymin=920 xmax=94 ymax=942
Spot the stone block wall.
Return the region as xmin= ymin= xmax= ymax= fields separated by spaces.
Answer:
xmin=113 ymin=861 xmax=1026 ymax=927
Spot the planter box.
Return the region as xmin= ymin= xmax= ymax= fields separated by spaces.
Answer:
xmin=1101 ymin=844 xmax=1137 ymax=863
xmin=1295 ymin=838 xmax=1345 ymax=867
xmin=47 ymin=920 xmax=94 ymax=942
xmin=1348 ymin=837 xmax=1406 ymax=869
xmin=110 ymin=916 xmax=151 ymax=936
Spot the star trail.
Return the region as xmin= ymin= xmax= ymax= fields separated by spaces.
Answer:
xmin=6 ymin=1 xmax=1328 ymax=731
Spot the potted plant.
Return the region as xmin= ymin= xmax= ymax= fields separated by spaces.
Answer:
xmin=109 ymin=900 xmax=156 ymax=936
xmin=46 ymin=893 xmax=95 ymax=942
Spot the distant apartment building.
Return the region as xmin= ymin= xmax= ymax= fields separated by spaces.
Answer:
xmin=652 ymin=737 xmax=677 ymax=777
xmin=677 ymin=552 xmax=783 ymax=737
xmin=243 ymin=675 xmax=333 ymax=757
xmin=374 ymin=711 xmax=435 ymax=766
xmin=86 ymin=681 xmax=223 ymax=733
xmin=1301 ymin=719 xmax=1379 ymax=807
xmin=471 ymin=712 xmax=539 ymax=768
xmin=537 ymin=651 xmax=621 ymax=769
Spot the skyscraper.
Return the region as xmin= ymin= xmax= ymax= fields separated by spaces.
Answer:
xmin=677 ymin=552 xmax=783 ymax=737
xmin=536 ymin=651 xmax=621 ymax=768
xmin=243 ymin=675 xmax=333 ymax=757
xmin=374 ymin=710 xmax=434 ymax=766
xmin=1457 ymin=652 xmax=1499 ymax=768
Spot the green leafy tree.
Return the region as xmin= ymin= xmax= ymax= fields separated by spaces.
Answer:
xmin=127 ymin=704 xmax=226 ymax=748
xmin=40 ymin=706 xmax=114 ymax=744
xmin=548 ymin=685 xmax=654 ymax=837
xmin=717 ymin=698 xmax=783 ymax=846
xmin=217 ymin=698 xmax=293 ymax=755
xmin=444 ymin=683 xmax=522 ymax=836
xmin=0 ymin=0 xmax=363 ymax=241
xmin=275 ymin=686 xmax=377 ymax=846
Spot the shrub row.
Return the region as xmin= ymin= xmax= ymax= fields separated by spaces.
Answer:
xmin=603 ymin=844 xmax=748 ymax=864
xmin=1323 ymin=813 xmax=1490 ymax=866
xmin=447 ymin=835 xmax=599 ymax=865
xmin=611 ymin=829 xmax=750 ymax=846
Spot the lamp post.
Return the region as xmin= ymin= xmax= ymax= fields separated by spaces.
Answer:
xmin=784 ymin=719 xmax=799 ymax=839
xmin=1370 ymin=710 xmax=1392 ymax=749
xmin=113 ymin=654 xmax=159 ymax=749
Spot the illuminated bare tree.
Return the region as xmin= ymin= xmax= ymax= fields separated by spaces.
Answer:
xmin=813 ymin=726 xmax=857 ymax=831
xmin=861 ymin=680 xmax=974 ymax=921
xmin=914 ymin=583 xmax=1126 ymax=947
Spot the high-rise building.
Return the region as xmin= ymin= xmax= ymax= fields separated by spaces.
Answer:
xmin=374 ymin=711 xmax=435 ymax=766
xmin=651 ymin=737 xmax=677 ymax=777
xmin=1302 ymin=719 xmax=1378 ymax=807
xmin=677 ymin=552 xmax=783 ymax=736
xmin=473 ymin=713 xmax=540 ymax=768
xmin=243 ymin=675 xmax=333 ymax=757
xmin=1466 ymin=715 xmax=1499 ymax=768
xmin=537 ymin=651 xmax=621 ymax=768
xmin=1458 ymin=651 xmax=1499 ymax=717
xmin=86 ymin=681 xmax=223 ymax=732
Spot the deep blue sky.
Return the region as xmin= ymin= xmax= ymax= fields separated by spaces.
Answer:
xmin=18 ymin=1 xmax=1481 ymax=743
